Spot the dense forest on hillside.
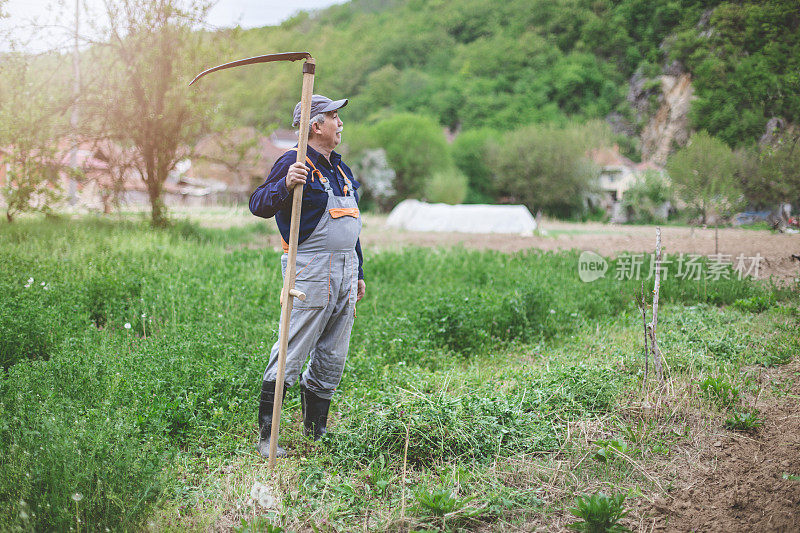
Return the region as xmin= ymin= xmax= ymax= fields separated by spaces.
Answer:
xmin=214 ymin=0 xmax=799 ymax=149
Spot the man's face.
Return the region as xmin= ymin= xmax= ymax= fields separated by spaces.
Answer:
xmin=312 ymin=110 xmax=343 ymax=149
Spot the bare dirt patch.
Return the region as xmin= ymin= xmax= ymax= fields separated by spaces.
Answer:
xmin=359 ymin=216 xmax=800 ymax=283
xmin=646 ymin=362 xmax=800 ymax=532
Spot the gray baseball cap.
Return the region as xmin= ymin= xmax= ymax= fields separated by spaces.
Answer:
xmin=292 ymin=94 xmax=348 ymax=128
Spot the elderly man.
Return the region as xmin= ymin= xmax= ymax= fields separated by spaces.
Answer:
xmin=249 ymin=95 xmax=365 ymax=458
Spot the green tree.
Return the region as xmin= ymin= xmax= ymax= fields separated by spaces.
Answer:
xmin=0 ymin=52 xmax=71 ymax=222
xmin=452 ymin=128 xmax=498 ymax=203
xmin=666 ymin=131 xmax=741 ymax=224
xmin=370 ymin=113 xmax=453 ymax=202
xmin=740 ymin=133 xmax=800 ymax=209
xmin=488 ymin=121 xmax=610 ymax=217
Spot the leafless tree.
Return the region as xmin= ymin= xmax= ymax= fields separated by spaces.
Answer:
xmin=82 ymin=0 xmax=223 ymax=226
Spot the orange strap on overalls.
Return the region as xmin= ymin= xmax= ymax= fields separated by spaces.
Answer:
xmin=288 ymin=147 xmax=354 ymax=195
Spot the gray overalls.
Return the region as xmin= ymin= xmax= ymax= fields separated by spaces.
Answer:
xmin=263 ymin=162 xmax=362 ymax=400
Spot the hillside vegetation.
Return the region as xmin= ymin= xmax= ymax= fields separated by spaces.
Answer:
xmin=215 ymin=0 xmax=799 ymax=148
xmin=3 ymin=0 xmax=797 ymax=222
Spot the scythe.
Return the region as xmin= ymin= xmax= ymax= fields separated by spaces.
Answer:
xmin=190 ymin=52 xmax=315 ymax=469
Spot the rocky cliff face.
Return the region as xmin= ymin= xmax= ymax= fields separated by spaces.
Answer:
xmin=640 ymin=73 xmax=695 ymax=165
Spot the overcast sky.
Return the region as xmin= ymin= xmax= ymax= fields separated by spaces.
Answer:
xmin=1 ymin=0 xmax=347 ymax=52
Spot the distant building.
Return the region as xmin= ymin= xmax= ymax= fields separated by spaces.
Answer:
xmin=269 ymin=129 xmax=298 ymax=151
xmin=591 ymin=145 xmax=664 ymax=202
xmin=589 ymin=145 xmax=668 ymax=222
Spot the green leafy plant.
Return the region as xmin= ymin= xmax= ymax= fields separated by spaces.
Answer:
xmin=760 ymin=351 xmax=793 ymax=368
xmin=413 ymin=487 xmax=480 ymax=521
xmin=366 ymin=455 xmax=394 ymax=497
xmin=666 ymin=131 xmax=742 ymax=225
xmin=700 ymin=375 xmax=740 ymax=408
xmin=733 ymin=296 xmax=773 ymax=314
xmin=724 ymin=410 xmax=763 ymax=432
xmin=414 ymin=488 xmax=463 ymax=516
xmin=593 ymin=439 xmax=634 ymax=463
xmin=568 ymin=491 xmax=631 ymax=532
xmin=0 ymin=216 xmax=795 ymax=530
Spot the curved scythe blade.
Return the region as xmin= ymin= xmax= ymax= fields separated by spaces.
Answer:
xmin=189 ymin=52 xmax=313 ymax=86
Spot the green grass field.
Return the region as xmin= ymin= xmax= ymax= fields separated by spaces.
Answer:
xmin=0 ymin=217 xmax=797 ymax=531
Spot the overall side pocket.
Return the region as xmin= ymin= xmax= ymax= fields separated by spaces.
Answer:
xmin=283 ymin=253 xmax=329 ymax=310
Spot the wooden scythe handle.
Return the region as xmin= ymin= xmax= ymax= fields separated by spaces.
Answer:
xmin=269 ymin=58 xmax=316 ymax=469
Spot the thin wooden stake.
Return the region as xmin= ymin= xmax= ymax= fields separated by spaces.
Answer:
xmin=650 ymin=227 xmax=664 ymax=383
xmin=640 ymin=280 xmax=649 ymax=386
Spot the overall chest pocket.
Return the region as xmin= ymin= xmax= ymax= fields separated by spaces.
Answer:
xmin=281 ymin=253 xmax=329 ymax=310
xmin=303 ymin=179 xmax=329 ymax=204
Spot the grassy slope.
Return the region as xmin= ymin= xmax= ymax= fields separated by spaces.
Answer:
xmin=0 ymin=217 xmax=797 ymax=530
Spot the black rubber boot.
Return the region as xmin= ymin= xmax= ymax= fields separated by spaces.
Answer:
xmin=257 ymin=380 xmax=287 ymax=459
xmin=300 ymin=385 xmax=330 ymax=441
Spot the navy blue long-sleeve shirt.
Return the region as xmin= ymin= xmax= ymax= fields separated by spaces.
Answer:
xmin=249 ymin=144 xmax=364 ymax=280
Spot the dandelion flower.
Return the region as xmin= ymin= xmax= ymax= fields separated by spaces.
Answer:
xmin=256 ymin=485 xmax=275 ymax=508
xmin=71 ymin=493 xmax=83 ymax=502
xmin=124 ymin=323 xmax=132 ymax=330
xmin=250 ymin=482 xmax=262 ymax=500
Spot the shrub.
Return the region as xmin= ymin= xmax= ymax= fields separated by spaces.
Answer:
xmin=350 ymin=148 xmax=396 ymax=212
xmin=424 ymin=168 xmax=468 ymax=205
xmin=666 ymin=131 xmax=742 ymax=225
xmin=622 ymin=170 xmax=672 ymax=223
xmin=451 ymin=128 xmax=499 ymax=203
xmin=488 ymin=122 xmax=609 ymax=217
